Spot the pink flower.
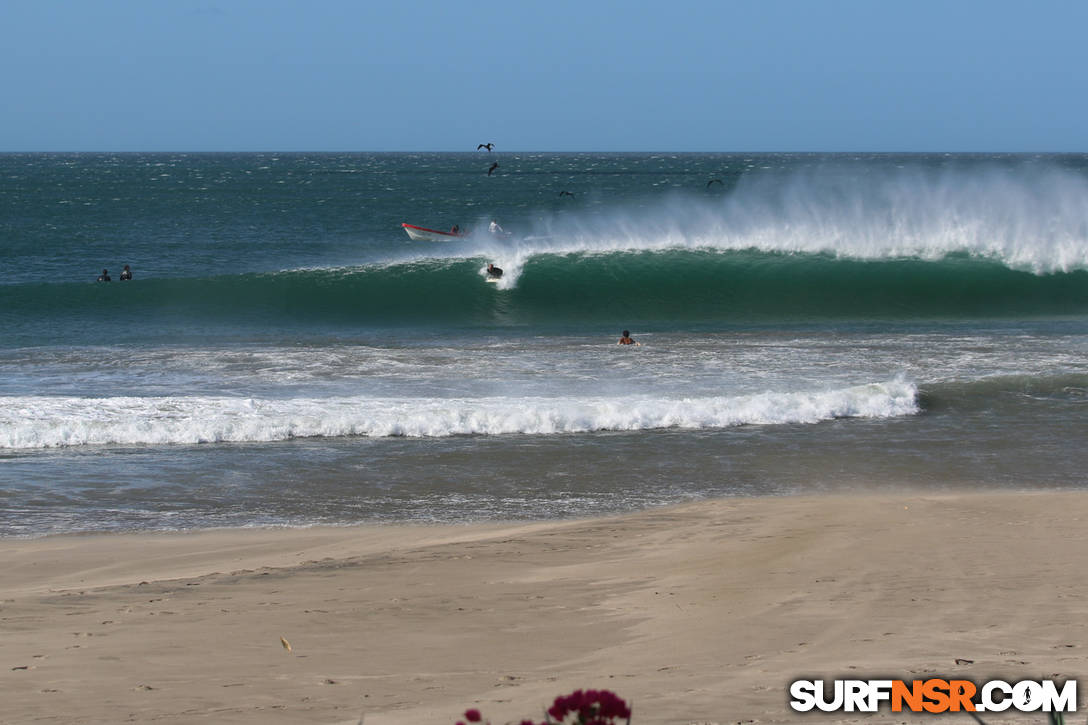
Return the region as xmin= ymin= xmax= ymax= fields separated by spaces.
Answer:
xmin=464 ymin=709 xmax=482 ymax=723
xmin=546 ymin=689 xmax=631 ymax=723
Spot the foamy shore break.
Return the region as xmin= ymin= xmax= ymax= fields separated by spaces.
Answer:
xmin=3 ymin=491 xmax=1086 ymax=724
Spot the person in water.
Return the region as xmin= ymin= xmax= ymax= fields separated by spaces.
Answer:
xmin=119 ymin=264 xmax=132 ymax=281
xmin=97 ymin=268 xmax=111 ymax=282
xmin=487 ymin=263 xmax=503 ymax=278
xmin=450 ymin=225 xmax=460 ymax=235
xmin=617 ymin=330 xmax=640 ymax=346
xmin=488 ymin=220 xmax=504 ymax=234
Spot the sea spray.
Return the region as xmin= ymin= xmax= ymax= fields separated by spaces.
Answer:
xmin=494 ymin=161 xmax=1088 ymax=273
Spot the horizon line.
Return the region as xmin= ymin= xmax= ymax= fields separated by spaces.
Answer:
xmin=1 ymin=149 xmax=1085 ymax=155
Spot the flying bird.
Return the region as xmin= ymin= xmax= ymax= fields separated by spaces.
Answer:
xmin=488 ymin=162 xmax=499 ymax=176
xmin=706 ymin=178 xmax=723 ymax=188
xmin=477 ymin=143 xmax=494 ymax=151
xmin=559 ymin=190 xmax=574 ymax=197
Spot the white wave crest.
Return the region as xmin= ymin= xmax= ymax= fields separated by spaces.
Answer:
xmin=0 ymin=380 xmax=918 ymax=449
xmin=427 ymin=163 xmax=1088 ymax=280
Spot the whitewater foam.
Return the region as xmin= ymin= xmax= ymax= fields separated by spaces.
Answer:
xmin=0 ymin=380 xmax=918 ymax=449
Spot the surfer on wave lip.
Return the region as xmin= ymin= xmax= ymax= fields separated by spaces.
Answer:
xmin=487 ymin=263 xmax=503 ymax=279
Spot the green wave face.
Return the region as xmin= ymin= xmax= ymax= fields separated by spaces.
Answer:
xmin=3 ymin=250 xmax=1086 ymax=345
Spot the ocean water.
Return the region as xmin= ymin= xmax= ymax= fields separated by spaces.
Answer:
xmin=1 ymin=152 xmax=1086 ymax=537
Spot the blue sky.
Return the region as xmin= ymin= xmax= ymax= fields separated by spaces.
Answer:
xmin=3 ymin=0 xmax=1087 ymax=152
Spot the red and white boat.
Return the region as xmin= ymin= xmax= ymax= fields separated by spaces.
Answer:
xmin=401 ymin=223 xmax=466 ymax=241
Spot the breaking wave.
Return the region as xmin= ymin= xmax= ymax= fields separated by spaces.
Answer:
xmin=0 ymin=379 xmax=918 ymax=449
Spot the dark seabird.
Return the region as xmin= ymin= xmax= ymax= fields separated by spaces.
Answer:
xmin=477 ymin=143 xmax=495 ymax=151
xmin=488 ymin=162 xmax=499 ymax=176
xmin=559 ymin=190 xmax=574 ymax=197
xmin=706 ymin=178 xmax=723 ymax=188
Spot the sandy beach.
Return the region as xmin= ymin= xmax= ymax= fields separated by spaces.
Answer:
xmin=2 ymin=490 xmax=1086 ymax=724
